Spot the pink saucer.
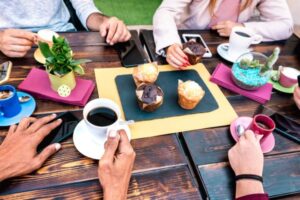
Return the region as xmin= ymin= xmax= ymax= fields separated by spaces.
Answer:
xmin=230 ymin=117 xmax=275 ymax=153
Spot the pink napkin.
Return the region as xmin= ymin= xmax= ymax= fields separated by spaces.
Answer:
xmin=18 ymin=68 xmax=95 ymax=106
xmin=210 ymin=63 xmax=273 ymax=104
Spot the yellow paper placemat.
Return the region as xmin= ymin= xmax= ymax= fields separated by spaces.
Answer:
xmin=95 ymin=64 xmax=237 ymax=139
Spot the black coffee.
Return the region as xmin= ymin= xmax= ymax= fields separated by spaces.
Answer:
xmin=87 ymin=107 xmax=117 ymax=126
xmin=235 ymin=31 xmax=251 ymax=38
xmin=257 ymin=122 xmax=270 ymax=130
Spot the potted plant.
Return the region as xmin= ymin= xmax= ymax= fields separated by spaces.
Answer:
xmin=231 ymin=47 xmax=280 ymax=90
xmin=38 ymin=36 xmax=90 ymax=92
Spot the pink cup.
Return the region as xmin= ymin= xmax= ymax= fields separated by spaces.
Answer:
xmin=250 ymin=114 xmax=275 ymax=143
xmin=279 ymin=67 xmax=300 ymax=88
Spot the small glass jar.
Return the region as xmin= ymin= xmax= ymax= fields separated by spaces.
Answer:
xmin=231 ymin=52 xmax=271 ymax=90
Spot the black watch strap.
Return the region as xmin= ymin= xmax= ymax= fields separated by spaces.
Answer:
xmin=235 ymin=174 xmax=263 ymax=183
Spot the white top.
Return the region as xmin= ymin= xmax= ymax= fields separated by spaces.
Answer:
xmin=0 ymin=0 xmax=101 ymax=32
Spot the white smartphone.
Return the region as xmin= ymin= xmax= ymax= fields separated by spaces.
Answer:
xmin=182 ymin=33 xmax=212 ymax=58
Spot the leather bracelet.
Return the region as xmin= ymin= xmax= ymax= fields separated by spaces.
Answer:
xmin=235 ymin=174 xmax=263 ymax=183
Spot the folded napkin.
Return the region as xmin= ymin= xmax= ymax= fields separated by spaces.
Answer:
xmin=210 ymin=63 xmax=273 ymax=104
xmin=18 ymin=68 xmax=95 ymax=106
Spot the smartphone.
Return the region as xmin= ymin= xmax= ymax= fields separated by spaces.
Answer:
xmin=298 ymin=75 xmax=300 ymax=87
xmin=37 ymin=112 xmax=79 ymax=152
xmin=182 ymin=33 xmax=212 ymax=58
xmin=269 ymin=112 xmax=300 ymax=142
xmin=115 ymin=40 xmax=148 ymax=67
xmin=0 ymin=61 xmax=12 ymax=85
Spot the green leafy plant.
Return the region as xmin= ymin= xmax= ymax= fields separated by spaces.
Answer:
xmin=39 ymin=36 xmax=90 ymax=77
xmin=240 ymin=58 xmax=264 ymax=69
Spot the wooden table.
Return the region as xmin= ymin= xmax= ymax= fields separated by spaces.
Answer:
xmin=140 ymin=30 xmax=300 ymax=199
xmin=0 ymin=31 xmax=202 ymax=199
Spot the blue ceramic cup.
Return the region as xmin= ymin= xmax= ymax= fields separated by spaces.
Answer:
xmin=0 ymin=85 xmax=21 ymax=118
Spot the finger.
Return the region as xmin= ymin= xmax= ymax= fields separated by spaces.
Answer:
xmin=34 ymin=143 xmax=61 ymax=168
xmin=16 ymin=117 xmax=37 ymax=132
xmin=119 ymin=29 xmax=130 ymax=42
xmin=244 ymin=130 xmax=256 ymax=141
xmin=35 ymin=119 xmax=62 ymax=143
xmin=211 ymin=23 xmax=226 ymax=30
xmin=29 ymin=114 xmax=57 ymax=133
xmin=110 ymin=22 xmax=124 ymax=45
xmin=7 ymin=45 xmax=31 ymax=52
xmin=166 ymin=57 xmax=181 ymax=69
xmin=3 ymin=50 xmax=28 ymax=58
xmin=171 ymin=54 xmax=185 ymax=66
xmin=99 ymin=22 xmax=108 ymax=38
xmin=101 ymin=130 xmax=120 ymax=162
xmin=7 ymin=124 xmax=17 ymax=137
xmin=106 ymin=19 xmax=118 ymax=44
xmin=118 ymin=129 xmax=132 ymax=152
xmin=6 ymin=36 xmax=33 ymax=46
xmin=9 ymin=29 xmax=36 ymax=41
xmin=125 ymin=31 xmax=131 ymax=41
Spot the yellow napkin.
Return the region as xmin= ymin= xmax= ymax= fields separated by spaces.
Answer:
xmin=95 ymin=64 xmax=237 ymax=139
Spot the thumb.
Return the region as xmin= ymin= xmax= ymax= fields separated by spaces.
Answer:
xmin=101 ymin=130 xmax=120 ymax=161
xmin=99 ymin=21 xmax=108 ymax=37
xmin=35 ymin=143 xmax=61 ymax=166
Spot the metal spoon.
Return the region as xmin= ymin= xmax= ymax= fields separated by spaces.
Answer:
xmin=236 ymin=124 xmax=245 ymax=137
xmin=18 ymin=95 xmax=31 ymax=103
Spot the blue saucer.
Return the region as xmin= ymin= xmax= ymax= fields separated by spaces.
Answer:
xmin=0 ymin=91 xmax=36 ymax=127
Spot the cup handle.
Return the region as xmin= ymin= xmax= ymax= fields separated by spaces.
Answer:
xmin=221 ymin=44 xmax=229 ymax=51
xmin=0 ymin=105 xmax=3 ymax=117
xmin=251 ymin=34 xmax=263 ymax=45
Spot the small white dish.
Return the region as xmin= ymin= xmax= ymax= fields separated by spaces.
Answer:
xmin=217 ymin=43 xmax=251 ymax=63
xmin=73 ymin=119 xmax=131 ymax=160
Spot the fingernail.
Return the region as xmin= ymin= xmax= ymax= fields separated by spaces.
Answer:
xmin=52 ymin=113 xmax=57 ymax=117
xmin=109 ymin=130 xmax=117 ymax=138
xmin=57 ymin=119 xmax=62 ymax=122
xmin=55 ymin=143 xmax=61 ymax=151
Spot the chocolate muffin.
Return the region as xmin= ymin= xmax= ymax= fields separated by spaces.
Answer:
xmin=136 ymin=83 xmax=164 ymax=112
xmin=183 ymin=40 xmax=206 ymax=65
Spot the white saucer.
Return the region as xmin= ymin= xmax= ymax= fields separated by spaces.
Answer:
xmin=217 ymin=43 xmax=251 ymax=63
xmin=73 ymin=119 xmax=131 ymax=160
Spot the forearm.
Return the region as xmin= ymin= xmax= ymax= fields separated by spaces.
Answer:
xmin=86 ymin=13 xmax=109 ymax=31
xmin=236 ymin=180 xmax=264 ymax=198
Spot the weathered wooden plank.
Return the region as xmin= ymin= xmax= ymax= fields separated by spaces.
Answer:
xmin=0 ymin=166 xmax=202 ymax=200
xmin=198 ymin=152 xmax=300 ymax=200
xmin=0 ymin=110 xmax=187 ymax=195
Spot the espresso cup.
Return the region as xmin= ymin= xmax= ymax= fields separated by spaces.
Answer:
xmin=279 ymin=67 xmax=300 ymax=88
xmin=0 ymin=85 xmax=21 ymax=118
xmin=83 ymin=98 xmax=122 ymax=142
xmin=250 ymin=114 xmax=275 ymax=142
xmin=35 ymin=29 xmax=59 ymax=46
xmin=228 ymin=27 xmax=263 ymax=61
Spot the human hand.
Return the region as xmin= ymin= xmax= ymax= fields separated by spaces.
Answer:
xmin=98 ymin=130 xmax=135 ymax=200
xmin=0 ymin=29 xmax=36 ymax=57
xmin=99 ymin=17 xmax=131 ymax=45
xmin=211 ymin=21 xmax=244 ymax=37
xmin=228 ymin=130 xmax=264 ymax=176
xmin=166 ymin=43 xmax=190 ymax=69
xmin=294 ymin=87 xmax=300 ymax=110
xmin=0 ymin=114 xmax=62 ymax=182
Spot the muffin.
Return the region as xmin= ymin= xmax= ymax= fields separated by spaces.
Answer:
xmin=178 ymin=80 xmax=205 ymax=110
xmin=182 ymin=40 xmax=206 ymax=65
xmin=136 ymin=83 xmax=164 ymax=112
xmin=132 ymin=62 xmax=159 ymax=86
